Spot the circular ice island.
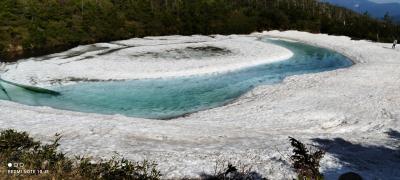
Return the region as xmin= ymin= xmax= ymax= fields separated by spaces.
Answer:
xmin=1 ymin=35 xmax=293 ymax=86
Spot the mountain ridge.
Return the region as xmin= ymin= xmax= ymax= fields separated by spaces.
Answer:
xmin=321 ymin=0 xmax=400 ymax=21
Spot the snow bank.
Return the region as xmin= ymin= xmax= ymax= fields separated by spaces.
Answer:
xmin=0 ymin=31 xmax=400 ymax=179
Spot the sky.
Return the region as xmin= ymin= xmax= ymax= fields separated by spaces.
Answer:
xmin=369 ymin=0 xmax=400 ymax=3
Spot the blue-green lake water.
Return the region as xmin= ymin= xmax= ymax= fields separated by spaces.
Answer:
xmin=0 ymin=38 xmax=353 ymax=119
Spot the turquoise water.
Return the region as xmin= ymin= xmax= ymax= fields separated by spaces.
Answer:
xmin=0 ymin=38 xmax=353 ymax=119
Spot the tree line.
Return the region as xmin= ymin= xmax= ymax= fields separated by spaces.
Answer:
xmin=0 ymin=0 xmax=399 ymax=62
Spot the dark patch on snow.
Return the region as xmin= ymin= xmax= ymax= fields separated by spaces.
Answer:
xmin=57 ymin=56 xmax=96 ymax=65
xmin=97 ymin=47 xmax=132 ymax=56
xmin=62 ymin=45 xmax=109 ymax=59
xmin=130 ymin=46 xmax=231 ymax=60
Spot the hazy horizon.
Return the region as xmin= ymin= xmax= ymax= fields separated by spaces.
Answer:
xmin=369 ymin=0 xmax=400 ymax=3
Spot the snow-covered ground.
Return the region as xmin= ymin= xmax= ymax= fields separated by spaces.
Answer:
xmin=1 ymin=35 xmax=292 ymax=87
xmin=1 ymin=31 xmax=400 ymax=179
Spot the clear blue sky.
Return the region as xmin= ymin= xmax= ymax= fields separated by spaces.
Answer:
xmin=369 ymin=0 xmax=400 ymax=3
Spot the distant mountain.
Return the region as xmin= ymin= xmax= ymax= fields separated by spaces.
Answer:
xmin=321 ymin=0 xmax=400 ymax=21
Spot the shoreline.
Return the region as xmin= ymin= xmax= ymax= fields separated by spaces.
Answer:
xmin=259 ymin=34 xmax=358 ymax=66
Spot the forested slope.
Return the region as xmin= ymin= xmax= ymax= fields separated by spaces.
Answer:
xmin=1 ymin=0 xmax=399 ymax=62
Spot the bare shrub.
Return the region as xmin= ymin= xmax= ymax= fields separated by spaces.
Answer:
xmin=200 ymin=159 xmax=265 ymax=180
